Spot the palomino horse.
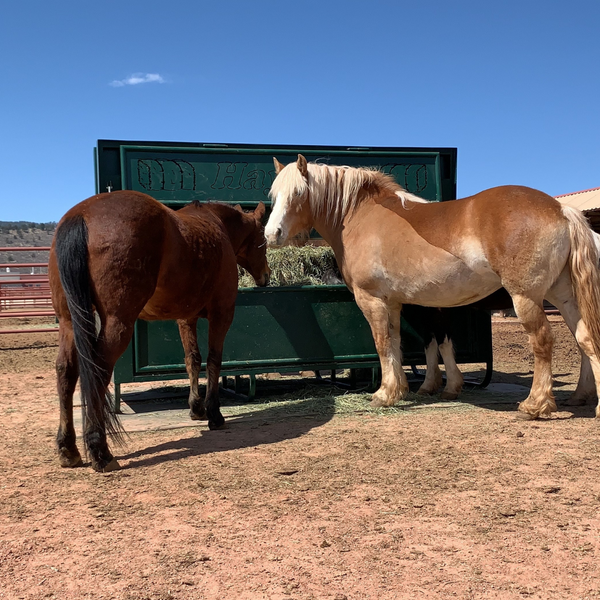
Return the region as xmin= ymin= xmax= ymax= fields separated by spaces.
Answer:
xmin=265 ymin=155 xmax=600 ymax=419
xmin=49 ymin=191 xmax=270 ymax=472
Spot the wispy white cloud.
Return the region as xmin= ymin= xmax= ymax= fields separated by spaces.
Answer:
xmin=110 ymin=73 xmax=166 ymax=87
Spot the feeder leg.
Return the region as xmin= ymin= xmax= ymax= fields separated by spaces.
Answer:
xmin=248 ymin=374 xmax=256 ymax=400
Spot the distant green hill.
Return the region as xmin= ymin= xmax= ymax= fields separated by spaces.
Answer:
xmin=0 ymin=224 xmax=56 ymax=269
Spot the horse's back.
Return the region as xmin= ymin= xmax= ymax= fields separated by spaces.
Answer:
xmin=140 ymin=204 xmax=239 ymax=320
xmin=50 ymin=191 xmax=171 ymax=319
xmin=87 ymin=191 xmax=169 ymax=300
xmin=378 ymin=185 xmax=564 ymax=248
xmin=379 ymin=185 xmax=569 ymax=267
xmin=343 ymin=185 xmax=571 ymax=305
xmin=59 ymin=190 xmax=170 ymax=256
xmin=52 ymin=191 xmax=239 ymax=321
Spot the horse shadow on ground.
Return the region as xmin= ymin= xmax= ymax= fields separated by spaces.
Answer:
xmin=405 ymin=367 xmax=598 ymax=418
xmin=118 ymin=377 xmax=340 ymax=470
xmin=116 ymin=369 xmax=597 ymax=471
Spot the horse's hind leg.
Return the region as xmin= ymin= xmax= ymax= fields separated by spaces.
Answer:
xmin=56 ymin=321 xmax=83 ymax=467
xmin=546 ymin=272 xmax=600 ymax=408
xmin=511 ymin=294 xmax=557 ymax=418
xmin=568 ymin=355 xmax=596 ymax=406
xmin=177 ymin=318 xmax=206 ymax=420
xmin=354 ymin=290 xmax=407 ymax=407
xmin=83 ymin=315 xmax=134 ymax=472
xmin=573 ymin=322 xmax=600 ymax=418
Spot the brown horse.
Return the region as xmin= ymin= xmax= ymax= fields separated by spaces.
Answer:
xmin=49 ymin=191 xmax=270 ymax=472
xmin=265 ymin=155 xmax=600 ymax=419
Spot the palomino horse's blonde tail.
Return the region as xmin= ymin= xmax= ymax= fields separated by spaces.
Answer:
xmin=562 ymin=205 xmax=600 ymax=360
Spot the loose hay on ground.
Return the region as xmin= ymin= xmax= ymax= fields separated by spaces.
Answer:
xmin=219 ymin=384 xmax=510 ymax=423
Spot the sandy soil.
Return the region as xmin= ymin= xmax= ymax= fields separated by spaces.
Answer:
xmin=1 ymin=316 xmax=599 ymax=600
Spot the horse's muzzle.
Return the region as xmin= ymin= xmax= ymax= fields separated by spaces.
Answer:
xmin=265 ymin=227 xmax=283 ymax=247
xmin=256 ymin=271 xmax=270 ymax=287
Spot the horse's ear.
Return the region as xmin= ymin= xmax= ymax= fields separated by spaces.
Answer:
xmin=254 ymin=201 xmax=266 ymax=221
xmin=233 ymin=204 xmax=243 ymax=212
xmin=273 ymin=157 xmax=285 ymax=174
xmin=297 ymin=154 xmax=308 ymax=178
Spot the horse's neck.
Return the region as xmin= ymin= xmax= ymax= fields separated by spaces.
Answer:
xmin=211 ymin=207 xmax=248 ymax=251
xmin=310 ymin=211 xmax=346 ymax=265
xmin=310 ymin=195 xmax=382 ymax=278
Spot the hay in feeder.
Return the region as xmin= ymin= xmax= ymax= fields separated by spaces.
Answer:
xmin=238 ymin=245 xmax=343 ymax=288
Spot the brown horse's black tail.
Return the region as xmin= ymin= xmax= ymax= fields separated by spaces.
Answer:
xmin=54 ymin=214 xmax=126 ymax=444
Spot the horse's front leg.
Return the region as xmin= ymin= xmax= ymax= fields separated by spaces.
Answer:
xmin=354 ymin=290 xmax=407 ymax=407
xmin=204 ymin=307 xmax=235 ymax=430
xmin=56 ymin=321 xmax=83 ymax=468
xmin=177 ymin=318 xmax=206 ymax=420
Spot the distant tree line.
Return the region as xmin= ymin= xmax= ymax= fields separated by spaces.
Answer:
xmin=0 ymin=221 xmax=57 ymax=232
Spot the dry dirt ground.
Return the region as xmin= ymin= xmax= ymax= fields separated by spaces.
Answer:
xmin=1 ymin=316 xmax=600 ymax=600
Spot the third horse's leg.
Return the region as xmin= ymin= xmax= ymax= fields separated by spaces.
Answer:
xmin=439 ymin=337 xmax=464 ymax=400
xmin=417 ymin=338 xmax=443 ymax=395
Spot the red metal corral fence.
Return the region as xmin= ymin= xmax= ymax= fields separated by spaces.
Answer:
xmin=0 ymin=247 xmax=58 ymax=334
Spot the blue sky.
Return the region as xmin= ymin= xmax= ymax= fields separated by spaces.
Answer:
xmin=1 ymin=0 xmax=598 ymax=222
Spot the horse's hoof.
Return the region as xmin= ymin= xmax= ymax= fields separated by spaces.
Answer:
xmin=91 ymin=457 xmax=121 ymax=472
xmin=370 ymin=384 xmax=408 ymax=407
xmin=189 ymin=409 xmax=207 ymax=421
xmin=101 ymin=458 xmax=121 ymax=472
xmin=58 ymin=449 xmax=83 ymax=468
xmin=563 ymin=396 xmax=588 ymax=407
xmin=515 ymin=411 xmax=537 ymax=421
xmin=440 ymin=391 xmax=459 ymax=401
xmin=207 ymin=409 xmax=226 ymax=430
xmin=417 ymin=387 xmax=435 ymax=396
xmin=370 ymin=397 xmax=394 ymax=408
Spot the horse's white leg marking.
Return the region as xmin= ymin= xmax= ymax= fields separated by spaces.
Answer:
xmin=354 ymin=289 xmax=407 ymax=407
xmin=511 ymin=294 xmax=556 ymax=418
xmin=417 ymin=339 xmax=443 ymax=395
xmin=546 ymin=273 xmax=597 ymax=406
xmin=439 ymin=337 xmax=464 ymax=400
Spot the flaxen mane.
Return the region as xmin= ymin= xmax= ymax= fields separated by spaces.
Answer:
xmin=270 ymin=162 xmax=428 ymax=225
